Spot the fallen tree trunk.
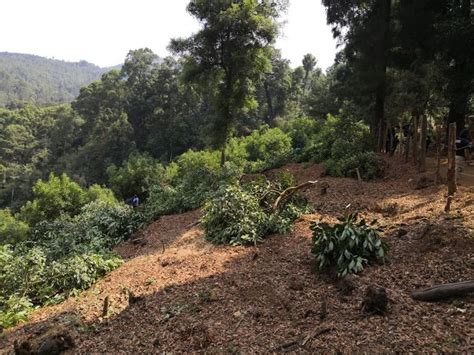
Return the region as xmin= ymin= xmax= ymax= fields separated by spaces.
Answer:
xmin=411 ymin=280 xmax=474 ymax=302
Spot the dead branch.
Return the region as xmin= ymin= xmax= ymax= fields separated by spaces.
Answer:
xmin=272 ymin=180 xmax=318 ymax=211
xmin=411 ymin=280 xmax=474 ymax=302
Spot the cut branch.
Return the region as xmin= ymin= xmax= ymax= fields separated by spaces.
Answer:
xmin=272 ymin=180 xmax=318 ymax=211
xmin=411 ymin=280 xmax=474 ymax=302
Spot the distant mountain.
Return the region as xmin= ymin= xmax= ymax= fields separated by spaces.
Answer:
xmin=0 ymin=52 xmax=120 ymax=107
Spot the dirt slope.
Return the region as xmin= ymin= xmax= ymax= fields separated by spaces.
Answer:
xmin=2 ymin=157 xmax=473 ymax=353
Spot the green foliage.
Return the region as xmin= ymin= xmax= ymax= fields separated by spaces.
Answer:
xmin=280 ymin=117 xmax=321 ymax=160
xmin=170 ymin=0 xmax=283 ymax=152
xmin=310 ymin=213 xmax=388 ymax=278
xmin=144 ymin=150 xmax=240 ymax=220
xmin=86 ymin=184 xmax=119 ymax=206
xmin=0 ymin=209 xmax=29 ymax=245
xmin=19 ymin=173 xmax=119 ymax=226
xmin=323 ymin=152 xmax=386 ymax=180
xmin=202 ymin=184 xmax=268 ymax=246
xmin=106 ymin=152 xmax=165 ymax=200
xmin=202 ymin=172 xmax=309 ymax=246
xmin=0 ymin=52 xmax=111 ymax=107
xmin=244 ymin=127 xmax=293 ymax=172
xmin=19 ymin=173 xmax=87 ymax=225
xmin=0 ymin=200 xmax=138 ymax=328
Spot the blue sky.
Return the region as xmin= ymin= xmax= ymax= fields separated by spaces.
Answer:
xmin=1 ymin=0 xmax=337 ymax=69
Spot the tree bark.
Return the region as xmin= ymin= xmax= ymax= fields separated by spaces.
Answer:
xmin=412 ymin=113 xmax=419 ymax=165
xmin=418 ymin=115 xmax=427 ymax=172
xmin=375 ymin=0 xmax=391 ymax=152
xmin=263 ymin=80 xmax=274 ymax=125
xmin=447 ymin=122 xmax=457 ymax=196
xmin=411 ymin=280 xmax=474 ymax=302
xmin=435 ymin=125 xmax=442 ymax=184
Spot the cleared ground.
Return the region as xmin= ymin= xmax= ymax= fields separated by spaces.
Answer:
xmin=1 ymin=157 xmax=473 ymax=353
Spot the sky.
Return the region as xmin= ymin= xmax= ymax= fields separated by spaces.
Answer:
xmin=0 ymin=0 xmax=337 ymax=70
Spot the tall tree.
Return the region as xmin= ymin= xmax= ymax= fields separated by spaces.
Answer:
xmin=170 ymin=0 xmax=285 ymax=165
xmin=302 ymin=53 xmax=317 ymax=94
xmin=322 ymin=0 xmax=393 ymax=150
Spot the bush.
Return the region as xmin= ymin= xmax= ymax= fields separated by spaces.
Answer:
xmin=310 ymin=213 xmax=388 ymax=278
xmin=144 ymin=150 xmax=240 ymax=220
xmin=0 ymin=200 xmax=137 ymax=328
xmin=86 ymin=184 xmax=119 ymax=206
xmin=280 ymin=117 xmax=321 ymax=160
xmin=106 ymin=152 xmax=166 ymax=200
xmin=202 ymin=172 xmax=310 ymax=246
xmin=32 ymin=201 xmax=140 ymax=260
xmin=323 ymin=152 xmax=385 ymax=180
xmin=19 ymin=173 xmax=120 ymax=226
xmin=244 ymin=126 xmax=292 ymax=171
xmin=19 ymin=173 xmax=87 ymax=225
xmin=201 ymin=185 xmax=268 ymax=246
xmin=0 ymin=209 xmax=29 ymax=245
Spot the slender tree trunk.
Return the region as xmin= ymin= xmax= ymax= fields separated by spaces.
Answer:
xmin=263 ymin=80 xmax=274 ymax=125
xmin=418 ymin=115 xmax=427 ymax=172
xmin=435 ymin=125 xmax=442 ymax=184
xmin=412 ymin=113 xmax=419 ymax=165
xmin=446 ymin=0 xmax=471 ymax=136
xmin=375 ymin=0 xmax=391 ymax=152
xmin=447 ymin=122 xmax=457 ymax=196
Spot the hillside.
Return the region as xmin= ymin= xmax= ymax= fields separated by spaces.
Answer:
xmin=3 ymin=158 xmax=473 ymax=353
xmin=0 ymin=52 xmax=118 ymax=107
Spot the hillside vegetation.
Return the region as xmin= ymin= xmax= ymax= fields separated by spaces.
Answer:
xmin=0 ymin=52 xmax=117 ymax=107
xmin=0 ymin=0 xmax=472 ymax=352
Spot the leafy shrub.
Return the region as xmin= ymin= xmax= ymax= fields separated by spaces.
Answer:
xmin=32 ymin=201 xmax=139 ymax=260
xmin=244 ymin=126 xmax=292 ymax=171
xmin=19 ymin=173 xmax=87 ymax=225
xmin=0 ymin=209 xmax=29 ymax=245
xmin=0 ymin=200 xmax=137 ymax=328
xmin=280 ymin=117 xmax=321 ymax=160
xmin=202 ymin=172 xmax=309 ymax=246
xmin=0 ymin=295 xmax=34 ymax=329
xmin=144 ymin=151 xmax=240 ymax=220
xmin=228 ymin=126 xmax=292 ymax=173
xmin=19 ymin=173 xmax=120 ymax=226
xmin=310 ymin=213 xmax=388 ymax=278
xmin=40 ymin=253 xmax=123 ymax=303
xmin=106 ymin=152 xmax=166 ymax=200
xmin=86 ymin=184 xmax=119 ymax=206
xmin=323 ymin=152 xmax=385 ymax=180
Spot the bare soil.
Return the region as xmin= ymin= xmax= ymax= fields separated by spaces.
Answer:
xmin=1 ymin=157 xmax=473 ymax=353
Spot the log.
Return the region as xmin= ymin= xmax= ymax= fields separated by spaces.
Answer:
xmin=411 ymin=280 xmax=474 ymax=302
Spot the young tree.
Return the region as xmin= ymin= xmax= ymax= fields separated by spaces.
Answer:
xmin=170 ymin=0 xmax=285 ymax=165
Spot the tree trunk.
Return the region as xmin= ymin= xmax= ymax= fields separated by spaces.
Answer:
xmin=447 ymin=122 xmax=457 ymax=196
xmin=263 ymin=80 xmax=274 ymax=125
xmin=220 ymin=146 xmax=226 ymax=167
xmin=418 ymin=115 xmax=427 ymax=172
xmin=435 ymin=125 xmax=442 ymax=184
xmin=375 ymin=0 xmax=391 ymax=152
xmin=412 ymin=113 xmax=419 ymax=165
xmin=411 ymin=280 xmax=474 ymax=302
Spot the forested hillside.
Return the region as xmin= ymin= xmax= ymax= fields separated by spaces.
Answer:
xmin=0 ymin=0 xmax=473 ymax=352
xmin=0 ymin=52 xmax=118 ymax=107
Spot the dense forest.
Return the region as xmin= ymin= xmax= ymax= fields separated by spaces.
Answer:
xmin=1 ymin=0 xmax=473 ymax=351
xmin=0 ymin=52 xmax=118 ymax=107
